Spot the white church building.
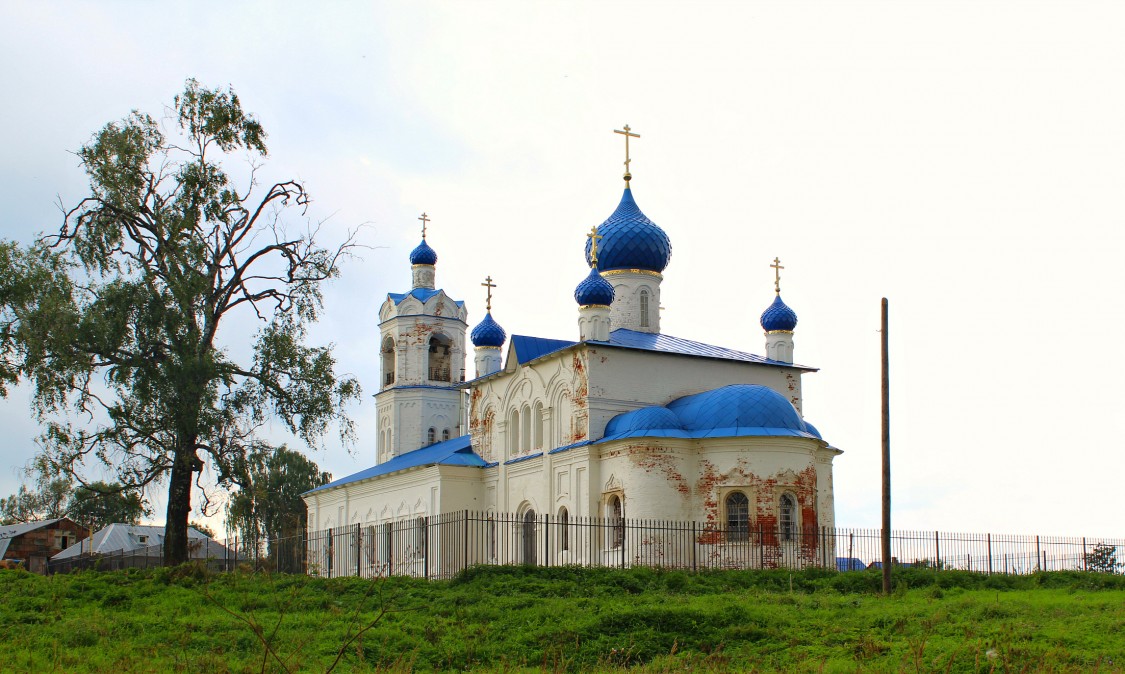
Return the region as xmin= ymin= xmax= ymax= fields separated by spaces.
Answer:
xmin=303 ymin=141 xmax=842 ymax=576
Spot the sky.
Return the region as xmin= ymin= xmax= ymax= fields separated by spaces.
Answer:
xmin=2 ymin=1 xmax=1123 ymax=536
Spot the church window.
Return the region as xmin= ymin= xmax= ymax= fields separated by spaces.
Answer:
xmin=427 ymin=335 xmax=452 ymax=382
xmin=381 ymin=522 xmax=393 ymax=565
xmin=725 ymin=491 xmax=750 ymax=542
xmin=558 ymin=507 xmax=569 ymax=552
xmin=364 ymin=525 xmax=376 ymax=565
xmin=442 ymin=428 xmax=450 ymax=441
xmin=427 ymin=427 xmax=436 ymax=445
xmin=381 ymin=336 xmax=396 ymax=386
xmin=508 ymin=409 xmax=520 ymax=456
xmin=608 ymin=495 xmax=624 ymax=549
xmin=521 ymin=510 xmax=537 ymax=565
xmin=639 ymin=290 xmax=650 ymax=328
xmin=533 ymin=402 xmax=544 ymax=449
xmin=779 ymin=493 xmax=797 ymax=542
xmin=520 ymin=405 xmax=532 ymax=453
xmin=414 ymin=516 xmax=427 ymax=558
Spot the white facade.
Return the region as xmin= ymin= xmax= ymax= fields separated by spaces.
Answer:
xmin=305 ymin=179 xmax=841 ymax=575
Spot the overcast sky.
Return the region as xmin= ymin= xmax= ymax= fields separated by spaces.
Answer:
xmin=2 ymin=1 xmax=1123 ymax=536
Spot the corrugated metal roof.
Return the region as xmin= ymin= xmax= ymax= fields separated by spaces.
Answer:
xmin=306 ymin=435 xmax=485 ymax=494
xmin=0 ymin=518 xmax=64 ymax=558
xmin=507 ymin=329 xmax=816 ymax=370
xmin=51 ymin=524 xmax=226 ymax=560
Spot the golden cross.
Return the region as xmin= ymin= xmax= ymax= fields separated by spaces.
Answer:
xmin=770 ymin=257 xmax=784 ymax=294
xmin=481 ymin=275 xmax=496 ymax=312
xmin=418 ymin=212 xmax=430 ymax=239
xmin=613 ymin=124 xmax=640 ymax=180
xmin=587 ymin=226 xmax=603 ymax=266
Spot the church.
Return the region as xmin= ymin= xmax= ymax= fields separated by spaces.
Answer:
xmin=303 ymin=129 xmax=842 ymax=574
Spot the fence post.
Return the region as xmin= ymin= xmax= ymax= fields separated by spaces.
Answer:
xmin=356 ymin=523 xmax=362 ymax=578
xmin=423 ymin=517 xmax=430 ymax=579
xmin=692 ymin=521 xmax=697 ymax=573
xmin=621 ymin=518 xmax=626 ymax=569
xmin=934 ymin=531 xmax=940 ymax=570
xmin=1035 ymin=535 xmax=1041 ymax=573
xmin=463 ymin=510 xmax=469 ymax=575
xmin=544 ymin=514 xmax=550 ymax=568
xmin=987 ymin=533 xmax=993 ymax=575
xmin=849 ymin=532 xmax=855 ymax=570
xmin=1083 ymin=537 xmax=1088 ymax=571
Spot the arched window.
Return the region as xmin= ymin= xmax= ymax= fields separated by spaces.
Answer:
xmin=442 ymin=428 xmax=450 ymax=441
xmin=522 ymin=510 xmax=537 ymax=565
xmin=414 ymin=516 xmax=427 ymax=558
xmin=381 ymin=336 xmax=396 ymax=386
xmin=608 ymin=495 xmax=624 ymax=548
xmin=558 ymin=507 xmax=569 ymax=552
xmin=639 ymin=290 xmax=650 ymax=328
xmin=508 ymin=408 xmax=520 ymax=456
xmin=779 ymin=493 xmax=796 ymax=542
xmin=520 ymin=404 xmax=532 ymax=453
xmin=427 ymin=427 xmax=436 ymax=445
xmin=428 ymin=335 xmax=452 ymax=382
xmin=726 ymin=491 xmax=750 ymax=542
xmin=533 ymin=402 xmax=544 ymax=449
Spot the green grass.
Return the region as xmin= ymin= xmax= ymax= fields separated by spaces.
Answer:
xmin=2 ymin=565 xmax=1123 ymax=672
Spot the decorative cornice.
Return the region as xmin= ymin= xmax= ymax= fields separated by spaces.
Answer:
xmin=765 ymin=330 xmax=795 ymax=335
xmin=601 ymin=269 xmax=663 ymax=278
xmin=578 ymin=304 xmax=612 ymax=310
xmin=474 ymin=345 xmax=502 ymax=352
xmin=411 ymin=264 xmax=436 ymax=270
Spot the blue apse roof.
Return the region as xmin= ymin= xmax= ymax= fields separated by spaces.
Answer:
xmin=305 ymin=435 xmax=486 ymax=494
xmin=507 ymin=329 xmax=816 ymax=370
xmin=386 ymin=287 xmax=465 ymax=307
xmin=601 ymin=384 xmax=824 ymax=442
xmin=836 ymin=557 xmax=867 ymax=572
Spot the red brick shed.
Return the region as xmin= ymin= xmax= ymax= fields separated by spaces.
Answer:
xmin=0 ymin=518 xmax=89 ymax=574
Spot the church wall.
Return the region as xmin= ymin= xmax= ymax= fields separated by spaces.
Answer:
xmin=584 ymin=347 xmax=807 ymax=442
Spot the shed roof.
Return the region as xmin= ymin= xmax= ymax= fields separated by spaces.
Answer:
xmin=0 ymin=518 xmax=66 ymax=558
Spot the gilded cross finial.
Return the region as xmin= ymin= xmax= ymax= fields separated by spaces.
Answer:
xmin=418 ymin=212 xmax=430 ymax=239
xmin=770 ymin=257 xmax=784 ymax=294
xmin=613 ymin=124 xmax=640 ymax=184
xmin=587 ymin=226 xmax=603 ymax=267
xmin=481 ymin=275 xmax=496 ymax=312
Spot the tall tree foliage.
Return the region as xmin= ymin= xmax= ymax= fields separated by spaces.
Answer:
xmin=66 ymin=481 xmax=151 ymax=532
xmin=0 ymin=80 xmax=360 ymax=563
xmin=226 ymin=444 xmax=330 ymax=557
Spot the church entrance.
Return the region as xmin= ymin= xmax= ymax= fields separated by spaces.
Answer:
xmin=521 ymin=510 xmax=537 ymax=565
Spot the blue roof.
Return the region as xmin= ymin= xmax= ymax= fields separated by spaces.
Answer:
xmin=409 ymin=239 xmax=438 ymax=265
xmin=507 ymin=329 xmax=815 ymax=370
xmin=602 ymin=384 xmax=824 ymax=442
xmin=574 ymin=267 xmax=615 ymax=306
xmin=836 ymin=557 xmax=866 ymax=572
xmin=386 ymin=287 xmax=464 ymax=307
xmin=471 ymin=311 xmax=507 ymax=347
xmin=761 ymin=294 xmax=798 ymax=332
xmin=584 ymin=187 xmax=672 ymax=273
xmin=305 ymin=435 xmax=485 ymax=494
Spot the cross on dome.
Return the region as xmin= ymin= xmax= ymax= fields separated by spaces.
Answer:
xmin=614 ymin=124 xmax=640 ymax=183
xmin=481 ymin=275 xmax=496 ymax=311
xmin=419 ymin=212 xmax=430 ymax=239
xmin=586 ymin=226 xmax=603 ymax=267
xmin=771 ymin=257 xmax=784 ymax=294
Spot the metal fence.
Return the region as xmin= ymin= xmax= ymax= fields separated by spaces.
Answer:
xmin=46 ymin=512 xmax=1124 ymax=579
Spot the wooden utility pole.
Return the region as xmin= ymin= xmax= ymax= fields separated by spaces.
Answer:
xmin=881 ymin=298 xmax=892 ymax=594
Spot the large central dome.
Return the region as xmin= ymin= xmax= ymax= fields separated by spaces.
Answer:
xmin=584 ymin=187 xmax=672 ymax=273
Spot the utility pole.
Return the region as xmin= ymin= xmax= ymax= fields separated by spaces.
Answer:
xmin=881 ymin=298 xmax=892 ymax=594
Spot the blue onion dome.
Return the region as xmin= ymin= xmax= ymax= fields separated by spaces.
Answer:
xmin=760 ymin=294 xmax=798 ymax=332
xmin=574 ymin=267 xmax=615 ymax=306
xmin=409 ymin=239 xmax=438 ymax=265
xmin=470 ymin=311 xmax=506 ymax=348
xmin=584 ymin=188 xmax=672 ymax=273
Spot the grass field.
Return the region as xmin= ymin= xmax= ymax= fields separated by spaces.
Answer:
xmin=2 ymin=565 xmax=1123 ymax=672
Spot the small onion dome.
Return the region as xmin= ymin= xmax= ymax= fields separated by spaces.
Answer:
xmin=760 ymin=294 xmax=798 ymax=332
xmin=574 ymin=267 xmax=615 ymax=306
xmin=470 ymin=311 xmax=506 ymax=348
xmin=409 ymin=239 xmax=438 ymax=266
xmin=584 ymin=188 xmax=672 ymax=273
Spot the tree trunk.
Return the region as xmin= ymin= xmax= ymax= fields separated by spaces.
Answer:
xmin=164 ymin=441 xmax=196 ymax=565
